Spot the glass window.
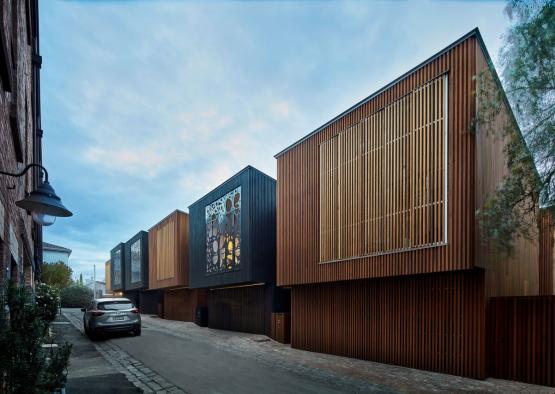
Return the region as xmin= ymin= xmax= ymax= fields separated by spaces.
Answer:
xmin=131 ymin=239 xmax=141 ymax=283
xmin=98 ymin=301 xmax=134 ymax=311
xmin=205 ymin=186 xmax=241 ymax=274
xmin=113 ymin=249 xmax=121 ymax=285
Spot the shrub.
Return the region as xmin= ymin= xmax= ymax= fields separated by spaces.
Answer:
xmin=0 ymin=281 xmax=72 ymax=393
xmin=60 ymin=285 xmax=93 ymax=308
xmin=35 ymin=283 xmax=60 ymax=322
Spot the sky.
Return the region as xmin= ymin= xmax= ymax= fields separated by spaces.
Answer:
xmin=40 ymin=0 xmax=511 ymax=282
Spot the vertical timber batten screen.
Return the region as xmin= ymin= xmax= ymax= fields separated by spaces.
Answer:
xmin=319 ymin=75 xmax=447 ymax=263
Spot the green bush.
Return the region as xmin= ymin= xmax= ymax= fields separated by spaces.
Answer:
xmin=35 ymin=283 xmax=60 ymax=322
xmin=0 ymin=281 xmax=72 ymax=393
xmin=60 ymin=285 xmax=93 ymax=308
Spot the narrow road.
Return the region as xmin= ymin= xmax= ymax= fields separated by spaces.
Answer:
xmin=63 ymin=309 xmax=552 ymax=394
xmin=64 ymin=309 xmax=390 ymax=393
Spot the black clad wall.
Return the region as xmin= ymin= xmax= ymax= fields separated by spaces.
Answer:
xmin=188 ymin=166 xmax=276 ymax=289
xmin=124 ymin=231 xmax=149 ymax=291
xmin=110 ymin=243 xmax=125 ymax=292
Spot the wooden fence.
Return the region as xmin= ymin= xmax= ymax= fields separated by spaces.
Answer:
xmin=488 ymin=296 xmax=555 ymax=386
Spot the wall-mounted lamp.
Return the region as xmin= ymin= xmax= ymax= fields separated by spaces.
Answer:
xmin=0 ymin=163 xmax=72 ymax=226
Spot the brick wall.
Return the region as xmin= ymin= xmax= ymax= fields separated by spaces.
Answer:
xmin=0 ymin=0 xmax=41 ymax=288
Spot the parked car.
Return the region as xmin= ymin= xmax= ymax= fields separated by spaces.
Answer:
xmin=81 ymin=298 xmax=141 ymax=339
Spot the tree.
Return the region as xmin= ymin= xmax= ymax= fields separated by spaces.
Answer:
xmin=41 ymin=261 xmax=73 ymax=289
xmin=79 ymin=273 xmax=83 ymax=286
xmin=60 ymin=285 xmax=93 ymax=308
xmin=476 ymin=0 xmax=555 ymax=253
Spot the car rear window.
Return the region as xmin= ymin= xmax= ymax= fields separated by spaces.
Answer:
xmin=97 ymin=301 xmax=134 ymax=311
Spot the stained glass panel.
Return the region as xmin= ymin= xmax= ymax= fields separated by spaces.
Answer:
xmin=205 ymin=187 xmax=241 ymax=274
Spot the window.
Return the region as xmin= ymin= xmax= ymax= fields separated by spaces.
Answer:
xmin=113 ymin=249 xmax=121 ymax=285
xmin=130 ymin=239 xmax=141 ymax=283
xmin=320 ymin=75 xmax=448 ymax=262
xmin=205 ymin=187 xmax=241 ymax=274
xmin=98 ymin=301 xmax=134 ymax=311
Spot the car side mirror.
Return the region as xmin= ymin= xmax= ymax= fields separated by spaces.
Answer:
xmin=81 ymin=308 xmax=86 ymax=312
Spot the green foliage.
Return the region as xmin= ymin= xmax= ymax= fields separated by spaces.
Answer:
xmin=78 ymin=273 xmax=83 ymax=286
xmin=475 ymin=0 xmax=554 ymax=253
xmin=41 ymin=261 xmax=73 ymax=289
xmin=0 ymin=282 xmax=72 ymax=393
xmin=35 ymin=283 xmax=61 ymax=323
xmin=60 ymin=284 xmax=93 ymax=308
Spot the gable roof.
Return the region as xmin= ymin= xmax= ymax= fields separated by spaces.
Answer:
xmin=188 ymin=165 xmax=275 ymax=209
xmin=274 ymin=27 xmax=496 ymax=158
xmin=42 ymin=242 xmax=72 ymax=255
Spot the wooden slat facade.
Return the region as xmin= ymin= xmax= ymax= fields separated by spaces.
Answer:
xmin=277 ymin=34 xmax=477 ymax=286
xmin=275 ymin=28 xmax=545 ymax=381
xmin=474 ymin=41 xmax=540 ymax=298
xmin=488 ymin=296 xmax=555 ymax=386
xmin=164 ymin=288 xmax=207 ymax=322
xmin=292 ymin=270 xmax=486 ymax=378
xmin=539 ymin=209 xmax=555 ymax=295
xmin=148 ymin=210 xmax=189 ymax=290
xmin=320 ymin=76 xmax=446 ymax=262
xmin=105 ymin=260 xmax=111 ymax=293
xmin=207 ymin=284 xmax=273 ymax=336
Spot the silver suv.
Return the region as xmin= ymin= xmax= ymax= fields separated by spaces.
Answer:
xmin=82 ymin=298 xmax=141 ymax=339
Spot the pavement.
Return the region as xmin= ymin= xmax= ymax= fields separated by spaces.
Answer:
xmin=51 ymin=313 xmax=139 ymax=393
xmin=59 ymin=308 xmax=555 ymax=394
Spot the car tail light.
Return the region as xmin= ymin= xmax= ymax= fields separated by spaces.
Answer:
xmin=131 ymin=308 xmax=139 ymax=314
xmin=91 ymin=310 xmax=105 ymax=317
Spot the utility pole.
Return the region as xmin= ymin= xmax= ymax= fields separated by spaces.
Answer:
xmin=93 ymin=264 xmax=97 ymax=299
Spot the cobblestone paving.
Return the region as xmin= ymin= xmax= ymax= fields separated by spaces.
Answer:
xmin=139 ymin=315 xmax=554 ymax=394
xmin=64 ymin=311 xmax=186 ymax=394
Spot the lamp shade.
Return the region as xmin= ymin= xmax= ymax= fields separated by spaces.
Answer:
xmin=16 ymin=181 xmax=72 ymax=217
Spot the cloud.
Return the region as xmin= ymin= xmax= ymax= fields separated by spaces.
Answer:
xmin=40 ymin=0 xmax=510 ymax=280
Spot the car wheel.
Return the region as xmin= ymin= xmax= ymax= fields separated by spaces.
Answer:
xmin=134 ymin=326 xmax=141 ymax=336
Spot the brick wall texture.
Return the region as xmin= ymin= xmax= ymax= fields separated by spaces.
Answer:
xmin=0 ymin=0 xmax=41 ymax=288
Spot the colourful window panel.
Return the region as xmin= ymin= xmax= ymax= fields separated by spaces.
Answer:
xmin=205 ymin=187 xmax=241 ymax=274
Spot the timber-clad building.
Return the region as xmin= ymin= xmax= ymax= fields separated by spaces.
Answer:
xmin=274 ymin=28 xmax=544 ymax=379
xmin=102 ymin=27 xmax=555 ymax=386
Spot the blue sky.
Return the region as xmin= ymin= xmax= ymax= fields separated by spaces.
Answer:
xmin=40 ymin=0 xmax=510 ymax=282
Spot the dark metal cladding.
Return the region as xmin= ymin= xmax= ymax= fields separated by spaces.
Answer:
xmin=124 ymin=230 xmax=149 ymax=291
xmin=110 ymin=243 xmax=125 ymax=292
xmin=188 ymin=166 xmax=276 ymax=289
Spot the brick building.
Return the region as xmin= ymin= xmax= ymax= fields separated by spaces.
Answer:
xmin=0 ymin=0 xmax=43 ymax=288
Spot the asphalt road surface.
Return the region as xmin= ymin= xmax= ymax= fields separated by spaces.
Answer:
xmin=113 ymin=325 xmax=359 ymax=394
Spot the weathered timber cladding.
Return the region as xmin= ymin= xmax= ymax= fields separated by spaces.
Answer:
xmin=271 ymin=312 xmax=291 ymax=344
xmin=488 ymin=296 xmax=555 ymax=386
xmin=163 ymin=288 xmax=206 ymax=321
xmin=207 ymin=285 xmax=273 ymax=335
xmin=110 ymin=243 xmax=125 ymax=292
xmin=124 ymin=231 xmax=149 ymax=291
xmin=474 ymin=41 xmax=539 ymax=298
xmin=148 ymin=210 xmax=189 ymax=289
xmin=105 ymin=260 xmax=111 ymax=292
xmin=292 ymin=270 xmax=486 ymax=378
xmin=277 ymin=34 xmax=477 ymax=286
xmin=539 ymin=209 xmax=554 ymax=295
